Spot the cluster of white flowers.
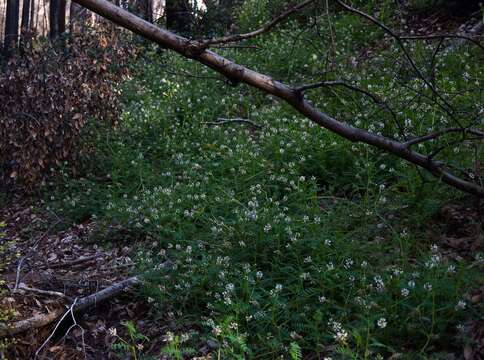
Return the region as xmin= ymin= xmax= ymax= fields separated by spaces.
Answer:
xmin=328 ymin=320 xmax=348 ymax=343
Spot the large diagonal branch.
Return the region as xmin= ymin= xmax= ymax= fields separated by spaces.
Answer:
xmin=71 ymin=0 xmax=484 ymax=197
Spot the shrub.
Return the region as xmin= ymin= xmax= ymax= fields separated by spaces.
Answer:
xmin=0 ymin=29 xmax=135 ymax=190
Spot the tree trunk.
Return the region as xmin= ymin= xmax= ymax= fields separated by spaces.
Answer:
xmin=4 ymin=0 xmax=20 ymax=55
xmin=59 ymin=0 xmax=66 ymax=34
xmin=49 ymin=0 xmax=60 ymax=38
xmin=21 ymin=0 xmax=31 ymax=32
xmin=29 ymin=0 xmax=35 ymax=30
xmin=165 ymin=0 xmax=191 ymax=33
xmin=143 ymin=0 xmax=152 ymax=23
xmin=131 ymin=0 xmax=152 ymax=22
xmin=49 ymin=0 xmax=66 ymax=39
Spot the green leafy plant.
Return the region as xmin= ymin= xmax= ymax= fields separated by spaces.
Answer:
xmin=110 ymin=321 xmax=148 ymax=360
xmin=290 ymin=342 xmax=302 ymax=360
xmin=49 ymin=2 xmax=482 ymax=358
xmin=160 ymin=332 xmax=195 ymax=360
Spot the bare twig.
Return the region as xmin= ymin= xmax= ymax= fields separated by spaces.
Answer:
xmin=35 ymin=297 xmax=87 ymax=359
xmin=35 ymin=298 xmax=79 ymax=358
xmin=16 ymin=284 xmax=71 ymax=300
xmin=295 ymin=80 xmax=401 ymax=131
xmin=201 ymin=0 xmax=316 ymax=47
xmin=428 ymin=137 xmax=484 ymax=161
xmin=205 ymin=118 xmax=262 ymax=129
xmin=211 ymin=44 xmax=262 ymax=50
xmin=0 ymin=276 xmax=140 ymax=337
xmin=13 ymin=257 xmax=25 ymax=291
xmin=296 ymin=80 xmax=388 ymax=106
xmin=39 ymin=254 xmax=103 ymax=270
xmin=336 ymin=0 xmax=461 ymax=127
xmin=161 ymin=66 xmax=223 ymax=82
xmin=404 ymin=128 xmax=484 ymax=148
xmin=400 ymin=33 xmax=484 ymax=52
xmin=429 ymin=37 xmax=445 ymax=85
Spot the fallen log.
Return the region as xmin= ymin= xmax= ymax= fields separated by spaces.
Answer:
xmin=69 ymin=0 xmax=484 ymax=197
xmin=0 ymin=276 xmax=140 ymax=337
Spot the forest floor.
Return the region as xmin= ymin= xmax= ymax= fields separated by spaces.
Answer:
xmin=1 ymin=3 xmax=484 ymax=360
xmin=0 ymin=197 xmax=178 ymax=359
xmin=1 ymin=196 xmax=482 ymax=359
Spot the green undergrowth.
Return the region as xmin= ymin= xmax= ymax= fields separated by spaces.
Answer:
xmin=46 ymin=2 xmax=482 ymax=359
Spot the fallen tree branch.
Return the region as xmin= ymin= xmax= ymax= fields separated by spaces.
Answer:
xmin=0 ymin=308 xmax=65 ymax=338
xmin=15 ymin=284 xmax=71 ymax=300
xmin=70 ymin=0 xmax=484 ymax=197
xmin=0 ymin=276 xmax=140 ymax=337
xmin=13 ymin=257 xmax=25 ymax=290
xmin=39 ymin=254 xmax=103 ymax=270
xmin=205 ymin=118 xmax=262 ymax=129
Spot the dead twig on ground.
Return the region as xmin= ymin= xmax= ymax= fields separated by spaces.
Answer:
xmin=13 ymin=257 xmax=26 ymax=291
xmin=15 ymin=284 xmax=71 ymax=300
xmin=204 ymin=118 xmax=262 ymax=129
xmin=0 ymin=276 xmax=140 ymax=337
xmin=39 ymin=254 xmax=103 ymax=270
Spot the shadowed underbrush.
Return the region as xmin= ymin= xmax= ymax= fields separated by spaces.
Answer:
xmin=36 ymin=1 xmax=483 ymax=358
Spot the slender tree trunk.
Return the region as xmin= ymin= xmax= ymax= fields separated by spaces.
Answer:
xmin=29 ymin=0 xmax=35 ymax=29
xmin=4 ymin=0 xmax=20 ymax=55
xmin=69 ymin=1 xmax=82 ymax=32
xmin=49 ymin=0 xmax=60 ymax=38
xmin=165 ymin=0 xmax=191 ymax=33
xmin=49 ymin=0 xmax=66 ymax=39
xmin=132 ymin=0 xmax=152 ymax=22
xmin=144 ymin=0 xmax=152 ymax=23
xmin=59 ymin=0 xmax=66 ymax=34
xmin=21 ymin=0 xmax=31 ymax=32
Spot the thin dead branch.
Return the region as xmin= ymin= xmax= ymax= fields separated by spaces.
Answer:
xmin=0 ymin=276 xmax=140 ymax=337
xmin=400 ymin=33 xmax=484 ymax=52
xmin=15 ymin=284 xmax=71 ymax=300
xmin=205 ymin=118 xmax=262 ymax=129
xmin=295 ymin=80 xmax=394 ymax=112
xmin=40 ymin=254 xmax=103 ymax=270
xmin=335 ymin=0 xmax=461 ymax=127
xmin=13 ymin=257 xmax=26 ymax=290
xmin=295 ymin=79 xmax=403 ymax=136
xmin=404 ymin=128 xmax=484 ymax=148
xmin=34 ymin=298 xmax=85 ymax=359
xmin=201 ymin=0 xmax=316 ymax=47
